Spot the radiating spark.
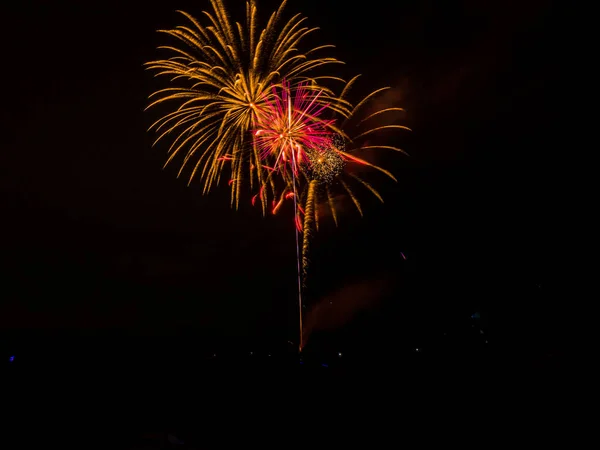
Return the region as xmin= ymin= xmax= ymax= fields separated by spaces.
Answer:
xmin=145 ymin=0 xmax=352 ymax=212
xmin=253 ymin=80 xmax=335 ymax=176
xmin=145 ymin=1 xmax=412 ymax=353
xmin=305 ymin=134 xmax=346 ymax=184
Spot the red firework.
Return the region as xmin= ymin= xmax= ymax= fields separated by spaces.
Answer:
xmin=253 ymin=81 xmax=335 ymax=175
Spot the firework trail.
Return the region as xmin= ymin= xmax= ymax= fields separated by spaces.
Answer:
xmin=301 ymin=179 xmax=317 ymax=284
xmin=291 ymin=151 xmax=303 ymax=352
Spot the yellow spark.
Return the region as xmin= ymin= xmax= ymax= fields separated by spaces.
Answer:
xmin=145 ymin=0 xmax=352 ymax=209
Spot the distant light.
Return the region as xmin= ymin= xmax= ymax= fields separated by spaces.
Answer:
xmin=268 ymin=354 xmax=271 ymax=357
xmin=321 ymin=364 xmax=328 ymax=368
xmin=485 ymin=340 xmax=489 ymax=344
xmin=9 ymin=356 xmax=14 ymax=363
xmin=401 ymin=252 xmax=406 ymax=260
xmin=338 ymin=352 xmax=342 ymax=357
xmin=415 ymin=348 xmax=421 ymax=353
xmin=471 ymin=312 xmax=481 ymax=320
xmin=249 ymin=352 xmax=253 ymax=355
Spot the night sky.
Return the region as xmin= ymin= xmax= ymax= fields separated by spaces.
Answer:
xmin=1 ymin=0 xmax=558 ymax=365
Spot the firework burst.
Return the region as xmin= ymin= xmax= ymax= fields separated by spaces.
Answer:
xmin=253 ymin=81 xmax=335 ymax=177
xmin=145 ymin=2 xmax=412 ymax=353
xmin=300 ymin=80 xmax=412 ymax=230
xmin=250 ymin=79 xmax=411 ymax=234
xmin=305 ymin=134 xmax=346 ymax=184
xmin=144 ymin=0 xmax=352 ymax=212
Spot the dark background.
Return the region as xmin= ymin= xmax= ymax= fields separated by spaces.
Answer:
xmin=1 ymin=0 xmax=559 ymax=390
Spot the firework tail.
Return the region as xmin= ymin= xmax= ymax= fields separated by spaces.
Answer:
xmin=302 ymin=180 xmax=317 ymax=286
xmin=291 ymin=151 xmax=303 ymax=352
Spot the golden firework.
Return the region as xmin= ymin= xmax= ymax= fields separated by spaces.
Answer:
xmin=310 ymin=81 xmax=411 ymax=228
xmin=294 ymin=79 xmax=410 ymax=288
xmin=145 ymin=0 xmax=352 ymax=212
